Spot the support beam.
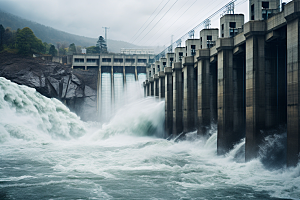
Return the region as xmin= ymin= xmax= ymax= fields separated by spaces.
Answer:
xmin=285 ymin=2 xmax=300 ymax=167
xmin=183 ymin=56 xmax=196 ymax=133
xmin=197 ymin=49 xmax=211 ymax=136
xmin=154 ymin=74 xmax=159 ymax=97
xmin=111 ymin=66 xmax=114 ymax=112
xmin=145 ymin=80 xmax=150 ymax=97
xmin=164 ymin=67 xmax=173 ymax=137
xmin=143 ymin=82 xmax=147 ymax=97
xmin=149 ymin=77 xmax=154 ymax=96
xmin=210 ymin=61 xmax=218 ymax=125
xmin=173 ymin=62 xmax=183 ymax=136
xmin=158 ymin=71 xmax=165 ymax=100
xmin=216 ymin=38 xmax=236 ymax=155
xmin=97 ymin=66 xmax=102 ymax=120
xmin=244 ymin=21 xmax=267 ymax=161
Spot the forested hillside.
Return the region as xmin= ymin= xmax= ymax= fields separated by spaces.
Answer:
xmin=0 ymin=10 xmax=146 ymax=53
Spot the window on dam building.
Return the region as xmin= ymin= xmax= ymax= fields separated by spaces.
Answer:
xmin=138 ymin=59 xmax=147 ymax=63
xmin=74 ymin=58 xmax=84 ymax=63
xmin=87 ymin=59 xmax=96 ymax=63
xmin=102 ymin=58 xmax=111 ymax=62
xmin=126 ymin=58 xmax=135 ymax=63
xmin=114 ymin=58 xmax=123 ymax=63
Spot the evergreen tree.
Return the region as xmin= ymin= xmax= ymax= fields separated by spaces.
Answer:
xmin=96 ymin=36 xmax=107 ymax=53
xmin=49 ymin=44 xmax=56 ymax=56
xmin=0 ymin=24 xmax=4 ymax=51
xmin=68 ymin=43 xmax=76 ymax=54
xmin=16 ymin=27 xmax=38 ymax=54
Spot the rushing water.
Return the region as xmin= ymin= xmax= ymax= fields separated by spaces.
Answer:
xmin=0 ymin=77 xmax=300 ymax=200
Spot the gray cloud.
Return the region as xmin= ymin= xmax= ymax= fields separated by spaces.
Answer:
xmin=0 ymin=0 xmax=249 ymax=47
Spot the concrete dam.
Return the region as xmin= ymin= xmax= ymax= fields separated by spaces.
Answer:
xmin=142 ymin=0 xmax=300 ymax=167
xmin=72 ymin=52 xmax=154 ymax=121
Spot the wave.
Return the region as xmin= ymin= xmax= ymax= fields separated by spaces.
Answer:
xmin=0 ymin=77 xmax=165 ymax=143
xmin=0 ymin=77 xmax=86 ymax=142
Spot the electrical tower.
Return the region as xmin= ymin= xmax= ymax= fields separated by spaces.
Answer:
xmin=188 ymin=30 xmax=195 ymax=39
xmin=176 ymin=39 xmax=182 ymax=47
xmin=204 ymin=19 xmax=211 ymax=29
xmin=169 ymin=35 xmax=174 ymax=53
xmin=102 ymin=27 xmax=110 ymax=49
xmin=227 ymin=2 xmax=235 ymax=14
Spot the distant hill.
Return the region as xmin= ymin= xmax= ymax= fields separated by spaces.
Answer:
xmin=0 ymin=10 xmax=156 ymax=53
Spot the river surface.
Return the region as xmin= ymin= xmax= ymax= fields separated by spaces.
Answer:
xmin=0 ymin=77 xmax=299 ymax=200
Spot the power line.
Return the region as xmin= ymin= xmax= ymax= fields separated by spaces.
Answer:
xmin=149 ymin=0 xmax=198 ymax=46
xmin=170 ymin=0 xmax=221 ymax=40
xmin=155 ymin=0 xmax=239 ymax=60
xmin=136 ymin=0 xmax=179 ymax=45
xmin=131 ymin=0 xmax=171 ymax=44
xmin=129 ymin=0 xmax=166 ymax=42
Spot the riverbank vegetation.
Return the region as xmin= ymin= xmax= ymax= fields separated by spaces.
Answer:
xmin=0 ymin=24 xmax=108 ymax=57
xmin=0 ymin=24 xmax=83 ymax=57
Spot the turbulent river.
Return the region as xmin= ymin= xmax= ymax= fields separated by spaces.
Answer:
xmin=0 ymin=77 xmax=299 ymax=200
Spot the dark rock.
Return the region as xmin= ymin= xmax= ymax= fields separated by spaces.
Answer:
xmin=0 ymin=52 xmax=98 ymax=121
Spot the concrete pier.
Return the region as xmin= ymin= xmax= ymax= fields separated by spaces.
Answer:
xmin=145 ymin=80 xmax=149 ymax=97
xmin=216 ymin=38 xmax=236 ymax=155
xmin=233 ymin=50 xmax=246 ymax=145
xmin=285 ymin=1 xmax=300 ymax=167
xmin=154 ymin=74 xmax=159 ymax=97
xmin=173 ymin=62 xmax=183 ymax=136
xmin=183 ymin=56 xmax=196 ymax=133
xmin=197 ymin=49 xmax=212 ymax=136
xmin=158 ymin=71 xmax=165 ymax=100
xmin=164 ymin=67 xmax=173 ymax=137
xmin=244 ymin=21 xmax=267 ymax=161
xmin=210 ymin=60 xmax=218 ymax=125
xmin=149 ymin=77 xmax=154 ymax=96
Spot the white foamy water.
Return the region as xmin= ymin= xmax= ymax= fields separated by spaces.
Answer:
xmin=0 ymin=77 xmax=299 ymax=200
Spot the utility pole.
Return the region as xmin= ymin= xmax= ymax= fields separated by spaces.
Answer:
xmin=102 ymin=27 xmax=110 ymax=50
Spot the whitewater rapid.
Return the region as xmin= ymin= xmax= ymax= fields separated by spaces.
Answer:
xmin=0 ymin=77 xmax=299 ymax=200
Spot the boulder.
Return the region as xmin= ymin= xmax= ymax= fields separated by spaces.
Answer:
xmin=0 ymin=52 xmax=98 ymax=121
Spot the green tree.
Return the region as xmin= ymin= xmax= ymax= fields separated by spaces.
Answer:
xmin=3 ymin=27 xmax=16 ymax=48
xmin=86 ymin=46 xmax=100 ymax=54
xmin=96 ymin=36 xmax=107 ymax=53
xmin=68 ymin=43 xmax=76 ymax=54
xmin=43 ymin=42 xmax=51 ymax=54
xmin=0 ymin=24 xmax=4 ymax=51
xmin=49 ymin=44 xmax=57 ymax=56
xmin=16 ymin=27 xmax=37 ymax=54
xmin=59 ymin=42 xmax=68 ymax=56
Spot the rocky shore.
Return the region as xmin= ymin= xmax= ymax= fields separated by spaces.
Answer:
xmin=0 ymin=52 xmax=98 ymax=121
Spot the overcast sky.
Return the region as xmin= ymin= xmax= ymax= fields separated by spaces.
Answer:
xmin=0 ymin=0 xmax=249 ymax=47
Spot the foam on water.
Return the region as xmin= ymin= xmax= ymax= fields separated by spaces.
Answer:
xmin=0 ymin=77 xmax=86 ymax=143
xmin=0 ymin=77 xmax=300 ymax=200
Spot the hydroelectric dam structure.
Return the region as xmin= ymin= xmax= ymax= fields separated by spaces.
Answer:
xmin=72 ymin=52 xmax=154 ymax=121
xmin=142 ymin=0 xmax=300 ymax=167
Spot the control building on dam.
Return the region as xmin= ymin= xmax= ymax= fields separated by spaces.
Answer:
xmin=143 ymin=0 xmax=300 ymax=167
xmin=72 ymin=52 xmax=155 ymax=120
